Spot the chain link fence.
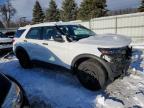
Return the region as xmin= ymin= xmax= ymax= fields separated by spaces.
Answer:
xmin=73 ymin=12 xmax=144 ymax=45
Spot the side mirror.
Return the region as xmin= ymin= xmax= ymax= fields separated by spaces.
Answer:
xmin=0 ymin=73 xmax=30 ymax=108
xmin=53 ymin=35 xmax=65 ymax=42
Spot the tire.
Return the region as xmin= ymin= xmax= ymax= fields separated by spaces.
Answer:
xmin=77 ymin=59 xmax=107 ymax=91
xmin=16 ymin=50 xmax=32 ymax=69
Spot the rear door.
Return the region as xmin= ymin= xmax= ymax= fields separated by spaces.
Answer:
xmin=23 ymin=27 xmax=44 ymax=60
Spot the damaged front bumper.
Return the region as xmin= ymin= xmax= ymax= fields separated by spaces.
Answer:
xmin=99 ymin=46 xmax=132 ymax=78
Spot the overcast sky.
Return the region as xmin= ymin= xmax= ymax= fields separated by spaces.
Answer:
xmin=0 ymin=0 xmax=141 ymax=20
xmin=107 ymin=0 xmax=141 ymax=10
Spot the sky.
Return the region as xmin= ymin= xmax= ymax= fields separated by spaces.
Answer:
xmin=0 ymin=0 xmax=141 ymax=20
xmin=107 ymin=0 xmax=141 ymax=10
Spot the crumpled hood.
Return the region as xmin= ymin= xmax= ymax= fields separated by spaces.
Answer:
xmin=0 ymin=38 xmax=12 ymax=43
xmin=77 ymin=34 xmax=132 ymax=48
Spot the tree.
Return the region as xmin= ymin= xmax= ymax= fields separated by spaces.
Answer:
xmin=18 ymin=17 xmax=31 ymax=27
xmin=45 ymin=0 xmax=60 ymax=22
xmin=32 ymin=0 xmax=45 ymax=24
xmin=139 ymin=0 xmax=144 ymax=12
xmin=61 ymin=0 xmax=78 ymax=21
xmin=78 ymin=0 xmax=107 ymax=20
xmin=0 ymin=0 xmax=16 ymax=28
xmin=0 ymin=20 xmax=4 ymax=28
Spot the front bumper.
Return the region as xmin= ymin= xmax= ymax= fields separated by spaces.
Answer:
xmin=101 ymin=46 xmax=132 ymax=78
xmin=108 ymin=57 xmax=131 ymax=78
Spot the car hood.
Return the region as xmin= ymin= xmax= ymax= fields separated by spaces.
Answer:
xmin=77 ymin=34 xmax=132 ymax=48
xmin=0 ymin=38 xmax=12 ymax=43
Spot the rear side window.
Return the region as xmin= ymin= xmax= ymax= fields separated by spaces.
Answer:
xmin=26 ymin=27 xmax=41 ymax=39
xmin=15 ymin=29 xmax=25 ymax=38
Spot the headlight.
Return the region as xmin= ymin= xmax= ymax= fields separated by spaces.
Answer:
xmin=98 ymin=48 xmax=113 ymax=55
xmin=98 ymin=47 xmax=128 ymax=55
xmin=98 ymin=48 xmax=116 ymax=54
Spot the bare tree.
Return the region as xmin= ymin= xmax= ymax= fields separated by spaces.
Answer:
xmin=0 ymin=0 xmax=16 ymax=28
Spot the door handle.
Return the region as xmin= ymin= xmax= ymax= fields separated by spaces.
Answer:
xmin=42 ymin=43 xmax=48 ymax=45
xmin=24 ymin=40 xmax=27 ymax=42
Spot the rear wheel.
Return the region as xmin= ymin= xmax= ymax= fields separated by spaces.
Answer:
xmin=77 ymin=59 xmax=107 ymax=91
xmin=16 ymin=50 xmax=32 ymax=69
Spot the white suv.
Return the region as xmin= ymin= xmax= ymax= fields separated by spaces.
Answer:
xmin=13 ymin=22 xmax=132 ymax=91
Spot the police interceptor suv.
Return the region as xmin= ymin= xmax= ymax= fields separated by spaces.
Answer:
xmin=13 ymin=22 xmax=132 ymax=91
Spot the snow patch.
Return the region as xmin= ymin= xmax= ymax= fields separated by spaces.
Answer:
xmin=131 ymin=49 xmax=144 ymax=72
xmin=96 ymin=95 xmax=124 ymax=108
xmin=133 ymin=94 xmax=144 ymax=107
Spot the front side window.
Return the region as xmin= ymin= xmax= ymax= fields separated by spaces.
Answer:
xmin=26 ymin=27 xmax=41 ymax=39
xmin=58 ymin=25 xmax=96 ymax=41
xmin=42 ymin=26 xmax=62 ymax=40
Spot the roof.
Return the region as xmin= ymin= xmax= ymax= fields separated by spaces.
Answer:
xmin=18 ymin=21 xmax=79 ymax=30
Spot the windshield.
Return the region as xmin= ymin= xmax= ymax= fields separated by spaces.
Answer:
xmin=58 ymin=25 xmax=96 ymax=41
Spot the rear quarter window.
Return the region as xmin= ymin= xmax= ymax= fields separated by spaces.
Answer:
xmin=15 ymin=29 xmax=25 ymax=38
xmin=25 ymin=27 xmax=41 ymax=39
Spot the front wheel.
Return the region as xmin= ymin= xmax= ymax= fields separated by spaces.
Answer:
xmin=77 ymin=59 xmax=107 ymax=91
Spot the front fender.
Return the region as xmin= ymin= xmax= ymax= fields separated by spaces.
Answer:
xmin=71 ymin=54 xmax=114 ymax=81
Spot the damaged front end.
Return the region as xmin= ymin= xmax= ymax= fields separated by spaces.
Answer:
xmin=98 ymin=46 xmax=132 ymax=78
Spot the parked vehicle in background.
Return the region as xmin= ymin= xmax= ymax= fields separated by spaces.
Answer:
xmin=4 ymin=31 xmax=15 ymax=38
xmin=0 ymin=73 xmax=30 ymax=108
xmin=0 ymin=32 xmax=13 ymax=52
xmin=13 ymin=22 xmax=132 ymax=91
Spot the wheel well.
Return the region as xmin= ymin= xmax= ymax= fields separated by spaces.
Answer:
xmin=73 ymin=57 xmax=89 ymax=70
xmin=15 ymin=47 xmax=27 ymax=58
xmin=72 ymin=57 xmax=108 ymax=80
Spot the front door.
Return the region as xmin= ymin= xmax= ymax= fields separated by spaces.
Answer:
xmin=39 ymin=26 xmax=69 ymax=68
